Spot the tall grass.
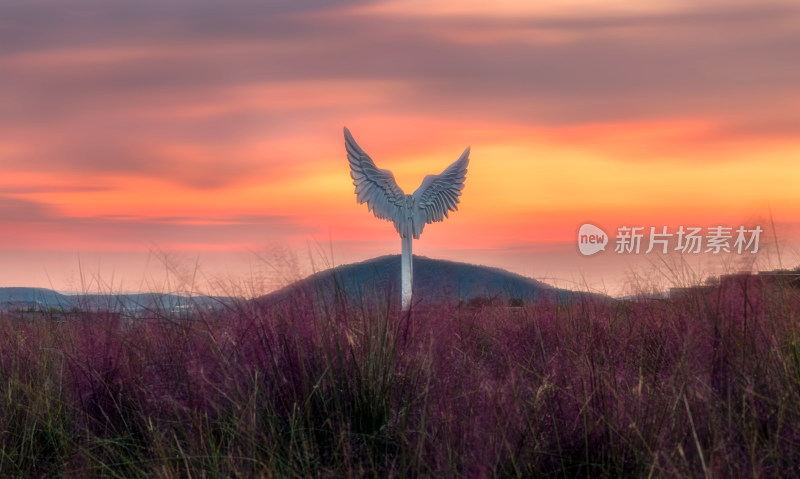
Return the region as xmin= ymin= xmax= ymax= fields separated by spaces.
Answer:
xmin=1 ymin=273 xmax=799 ymax=477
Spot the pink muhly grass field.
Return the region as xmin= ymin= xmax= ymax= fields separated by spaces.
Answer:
xmin=0 ymin=274 xmax=799 ymax=477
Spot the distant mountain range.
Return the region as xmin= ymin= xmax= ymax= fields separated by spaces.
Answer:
xmin=0 ymin=256 xmax=607 ymax=315
xmin=0 ymin=287 xmax=230 ymax=314
xmin=260 ymin=255 xmax=605 ymax=308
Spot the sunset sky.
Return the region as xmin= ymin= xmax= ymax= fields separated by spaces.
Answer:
xmin=2 ymin=0 xmax=799 ymax=296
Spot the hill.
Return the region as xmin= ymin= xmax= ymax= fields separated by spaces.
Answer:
xmin=260 ymin=255 xmax=605 ymax=308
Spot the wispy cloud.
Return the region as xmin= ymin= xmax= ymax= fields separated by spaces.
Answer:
xmin=0 ymin=202 xmax=318 ymax=251
xmin=0 ymin=195 xmax=58 ymax=222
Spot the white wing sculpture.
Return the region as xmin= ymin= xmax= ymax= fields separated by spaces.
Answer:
xmin=345 ymin=127 xmax=469 ymax=310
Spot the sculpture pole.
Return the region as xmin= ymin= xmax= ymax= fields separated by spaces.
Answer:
xmin=345 ymin=127 xmax=468 ymax=311
xmin=401 ymin=230 xmax=412 ymax=310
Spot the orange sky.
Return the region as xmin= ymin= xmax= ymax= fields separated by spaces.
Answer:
xmin=1 ymin=0 xmax=799 ymax=296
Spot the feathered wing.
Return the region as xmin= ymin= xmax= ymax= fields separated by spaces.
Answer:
xmin=345 ymin=127 xmax=407 ymax=236
xmin=410 ymin=147 xmax=470 ymax=239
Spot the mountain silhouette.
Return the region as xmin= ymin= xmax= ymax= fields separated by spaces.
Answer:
xmin=259 ymin=255 xmax=604 ymax=309
xmin=0 ymin=258 xmax=607 ymax=315
xmin=0 ymin=287 xmax=229 ymax=313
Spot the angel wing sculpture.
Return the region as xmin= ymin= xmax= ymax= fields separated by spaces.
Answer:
xmin=345 ymin=127 xmax=469 ymax=310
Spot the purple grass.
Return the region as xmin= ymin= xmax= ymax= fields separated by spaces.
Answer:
xmin=1 ymin=274 xmax=799 ymax=477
